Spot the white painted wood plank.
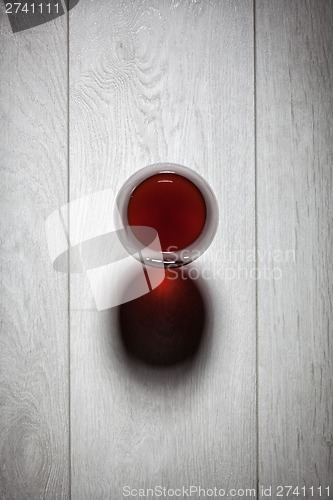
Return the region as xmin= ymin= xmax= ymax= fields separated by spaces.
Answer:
xmin=69 ymin=1 xmax=256 ymax=497
xmin=256 ymin=0 xmax=333 ymax=495
xmin=0 ymin=6 xmax=69 ymax=499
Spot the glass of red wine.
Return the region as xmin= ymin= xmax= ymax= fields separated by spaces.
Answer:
xmin=115 ymin=163 xmax=219 ymax=267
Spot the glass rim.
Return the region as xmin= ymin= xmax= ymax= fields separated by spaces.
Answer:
xmin=115 ymin=162 xmax=219 ymax=267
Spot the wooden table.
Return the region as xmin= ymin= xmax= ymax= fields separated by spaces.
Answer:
xmin=1 ymin=1 xmax=332 ymax=498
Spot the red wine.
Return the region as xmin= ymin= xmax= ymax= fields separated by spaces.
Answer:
xmin=127 ymin=172 xmax=207 ymax=252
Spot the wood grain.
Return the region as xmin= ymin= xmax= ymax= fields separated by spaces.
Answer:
xmin=0 ymin=6 xmax=69 ymax=500
xmin=69 ymin=0 xmax=256 ymax=497
xmin=3 ymin=1 xmax=330 ymax=497
xmin=256 ymin=0 xmax=333 ymax=496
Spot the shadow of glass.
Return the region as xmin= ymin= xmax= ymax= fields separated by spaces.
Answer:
xmin=117 ymin=267 xmax=208 ymax=368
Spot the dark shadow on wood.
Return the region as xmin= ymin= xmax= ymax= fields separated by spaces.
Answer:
xmin=117 ymin=267 xmax=209 ymax=368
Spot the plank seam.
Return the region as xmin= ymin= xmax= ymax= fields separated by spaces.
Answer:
xmin=253 ymin=0 xmax=260 ymax=497
xmin=67 ymin=4 xmax=72 ymax=499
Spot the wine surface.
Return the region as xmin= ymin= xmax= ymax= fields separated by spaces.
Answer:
xmin=127 ymin=172 xmax=207 ymax=252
